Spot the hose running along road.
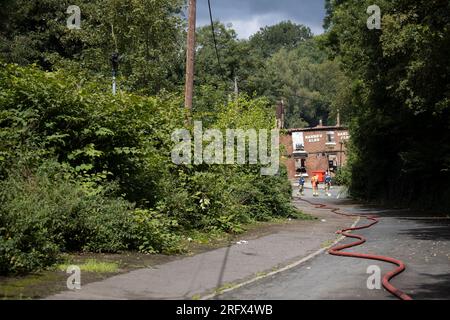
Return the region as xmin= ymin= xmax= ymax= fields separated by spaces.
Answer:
xmin=299 ymin=198 xmax=413 ymax=300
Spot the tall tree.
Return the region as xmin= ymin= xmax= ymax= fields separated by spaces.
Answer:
xmin=0 ymin=0 xmax=185 ymax=94
xmin=262 ymin=39 xmax=348 ymax=128
xmin=325 ymin=0 xmax=450 ymax=208
xmin=249 ymin=20 xmax=313 ymax=58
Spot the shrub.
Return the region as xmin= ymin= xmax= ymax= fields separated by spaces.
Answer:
xmin=0 ymin=161 xmax=181 ymax=275
xmin=156 ymin=169 xmax=247 ymax=233
xmin=158 ymin=165 xmax=298 ymax=233
xmin=333 ymin=166 xmax=351 ymax=186
xmin=0 ymin=63 xmax=183 ymax=207
xmin=129 ymin=209 xmax=181 ymax=254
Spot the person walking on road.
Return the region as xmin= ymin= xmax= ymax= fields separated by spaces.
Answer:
xmin=325 ymin=171 xmax=332 ymax=197
xmin=298 ymin=176 xmax=305 ymax=196
xmin=312 ymin=174 xmax=319 ymax=197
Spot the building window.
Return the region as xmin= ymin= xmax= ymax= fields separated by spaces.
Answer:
xmin=328 ymin=155 xmax=338 ymax=172
xmin=326 ymin=132 xmax=336 ymax=144
xmin=295 ymin=159 xmax=306 ymax=174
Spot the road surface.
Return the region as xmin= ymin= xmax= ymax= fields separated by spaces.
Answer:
xmin=217 ymin=188 xmax=450 ymax=300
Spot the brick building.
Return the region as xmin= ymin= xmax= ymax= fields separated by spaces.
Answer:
xmin=280 ymin=121 xmax=350 ymax=181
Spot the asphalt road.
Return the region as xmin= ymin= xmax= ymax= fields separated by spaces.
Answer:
xmin=217 ymin=188 xmax=450 ymax=300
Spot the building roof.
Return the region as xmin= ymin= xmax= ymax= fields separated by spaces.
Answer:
xmin=287 ymin=125 xmax=348 ymax=133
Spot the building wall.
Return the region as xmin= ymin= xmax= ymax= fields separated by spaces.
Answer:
xmin=281 ymin=134 xmax=296 ymax=179
xmin=281 ymin=127 xmax=350 ymax=180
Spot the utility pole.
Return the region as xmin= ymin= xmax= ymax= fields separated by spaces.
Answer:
xmin=184 ymin=0 xmax=196 ymax=124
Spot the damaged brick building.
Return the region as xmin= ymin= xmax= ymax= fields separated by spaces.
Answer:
xmin=276 ymin=102 xmax=350 ymax=180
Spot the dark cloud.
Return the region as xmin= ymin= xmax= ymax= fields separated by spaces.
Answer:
xmin=195 ymin=0 xmax=326 ymax=38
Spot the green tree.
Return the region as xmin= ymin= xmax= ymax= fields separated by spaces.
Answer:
xmin=256 ymin=39 xmax=349 ymax=128
xmin=0 ymin=0 xmax=185 ymax=94
xmin=249 ymin=20 xmax=313 ymax=58
xmin=325 ymin=0 xmax=450 ymax=209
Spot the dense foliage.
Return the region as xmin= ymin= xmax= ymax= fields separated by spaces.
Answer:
xmin=324 ymin=0 xmax=450 ymax=208
xmin=0 ymin=0 xmax=185 ymax=94
xmin=258 ymin=39 xmax=349 ymax=128
xmin=0 ymin=0 xmax=346 ymax=128
xmin=193 ymin=21 xmax=347 ymax=128
xmin=0 ymin=161 xmax=180 ymax=274
xmin=0 ymin=63 xmax=299 ymax=274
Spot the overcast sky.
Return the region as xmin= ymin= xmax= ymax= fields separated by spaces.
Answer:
xmin=194 ymin=0 xmax=326 ymax=39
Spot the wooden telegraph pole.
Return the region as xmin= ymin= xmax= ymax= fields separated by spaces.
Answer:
xmin=185 ymin=0 xmax=196 ymax=124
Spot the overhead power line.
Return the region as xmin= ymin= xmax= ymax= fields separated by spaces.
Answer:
xmin=207 ymin=0 xmax=227 ymax=82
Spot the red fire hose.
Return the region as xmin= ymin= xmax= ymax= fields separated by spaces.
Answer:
xmin=299 ymin=198 xmax=413 ymax=300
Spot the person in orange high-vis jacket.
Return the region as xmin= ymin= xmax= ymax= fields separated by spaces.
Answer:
xmin=311 ymin=174 xmax=319 ymax=197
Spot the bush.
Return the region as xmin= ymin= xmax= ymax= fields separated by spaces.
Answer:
xmin=0 ymin=63 xmax=183 ymax=207
xmin=129 ymin=209 xmax=181 ymax=254
xmin=333 ymin=166 xmax=351 ymax=186
xmin=158 ymin=165 xmax=298 ymax=233
xmin=155 ymin=169 xmax=248 ymax=233
xmin=0 ymin=161 xmax=181 ymax=275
